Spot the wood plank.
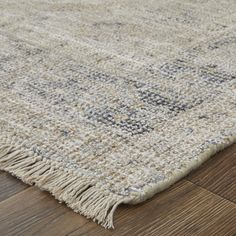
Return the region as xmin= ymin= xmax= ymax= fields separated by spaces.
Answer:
xmin=67 ymin=180 xmax=236 ymax=236
xmin=0 ymin=186 xmax=80 ymax=236
xmin=187 ymin=144 xmax=236 ymax=203
xmin=0 ymin=171 xmax=28 ymax=202
xmin=1 ymin=179 xmax=235 ymax=236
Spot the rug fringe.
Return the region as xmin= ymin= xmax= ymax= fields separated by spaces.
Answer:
xmin=0 ymin=143 xmax=124 ymax=229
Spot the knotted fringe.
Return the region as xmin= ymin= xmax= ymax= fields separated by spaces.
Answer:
xmin=0 ymin=144 xmax=125 ymax=229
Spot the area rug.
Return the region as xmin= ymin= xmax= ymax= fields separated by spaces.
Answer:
xmin=0 ymin=0 xmax=236 ymax=229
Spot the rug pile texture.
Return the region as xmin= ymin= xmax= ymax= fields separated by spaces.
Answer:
xmin=0 ymin=0 xmax=236 ymax=228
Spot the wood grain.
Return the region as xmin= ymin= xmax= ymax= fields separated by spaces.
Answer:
xmin=0 ymin=145 xmax=235 ymax=236
xmin=187 ymin=144 xmax=236 ymax=203
xmin=0 ymin=187 xmax=72 ymax=236
xmin=0 ymin=171 xmax=28 ymax=202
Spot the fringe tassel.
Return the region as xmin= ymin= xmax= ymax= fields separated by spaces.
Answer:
xmin=0 ymin=144 xmax=125 ymax=229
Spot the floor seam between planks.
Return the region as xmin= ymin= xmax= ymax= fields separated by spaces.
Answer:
xmin=186 ymin=179 xmax=236 ymax=206
xmin=0 ymin=185 xmax=31 ymax=204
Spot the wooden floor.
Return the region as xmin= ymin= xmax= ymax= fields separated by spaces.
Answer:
xmin=0 ymin=144 xmax=235 ymax=236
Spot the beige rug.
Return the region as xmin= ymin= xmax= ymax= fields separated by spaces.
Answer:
xmin=0 ymin=0 xmax=236 ymax=229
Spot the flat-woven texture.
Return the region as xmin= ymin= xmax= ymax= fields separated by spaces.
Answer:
xmin=0 ymin=0 xmax=236 ymax=228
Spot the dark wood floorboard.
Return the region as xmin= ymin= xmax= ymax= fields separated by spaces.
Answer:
xmin=0 ymin=171 xmax=28 ymax=202
xmin=187 ymin=144 xmax=236 ymax=203
xmin=0 ymin=144 xmax=235 ymax=236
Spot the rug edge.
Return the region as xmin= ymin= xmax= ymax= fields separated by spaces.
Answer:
xmin=0 ymin=135 xmax=235 ymax=228
xmin=0 ymin=142 xmax=128 ymax=229
xmin=127 ymin=134 xmax=236 ymax=204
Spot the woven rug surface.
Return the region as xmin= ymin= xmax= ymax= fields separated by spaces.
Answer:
xmin=0 ymin=0 xmax=236 ymax=229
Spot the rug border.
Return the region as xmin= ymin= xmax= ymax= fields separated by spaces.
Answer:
xmin=0 ymin=134 xmax=235 ymax=228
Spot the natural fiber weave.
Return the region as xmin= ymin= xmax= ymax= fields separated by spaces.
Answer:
xmin=0 ymin=0 xmax=236 ymax=229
